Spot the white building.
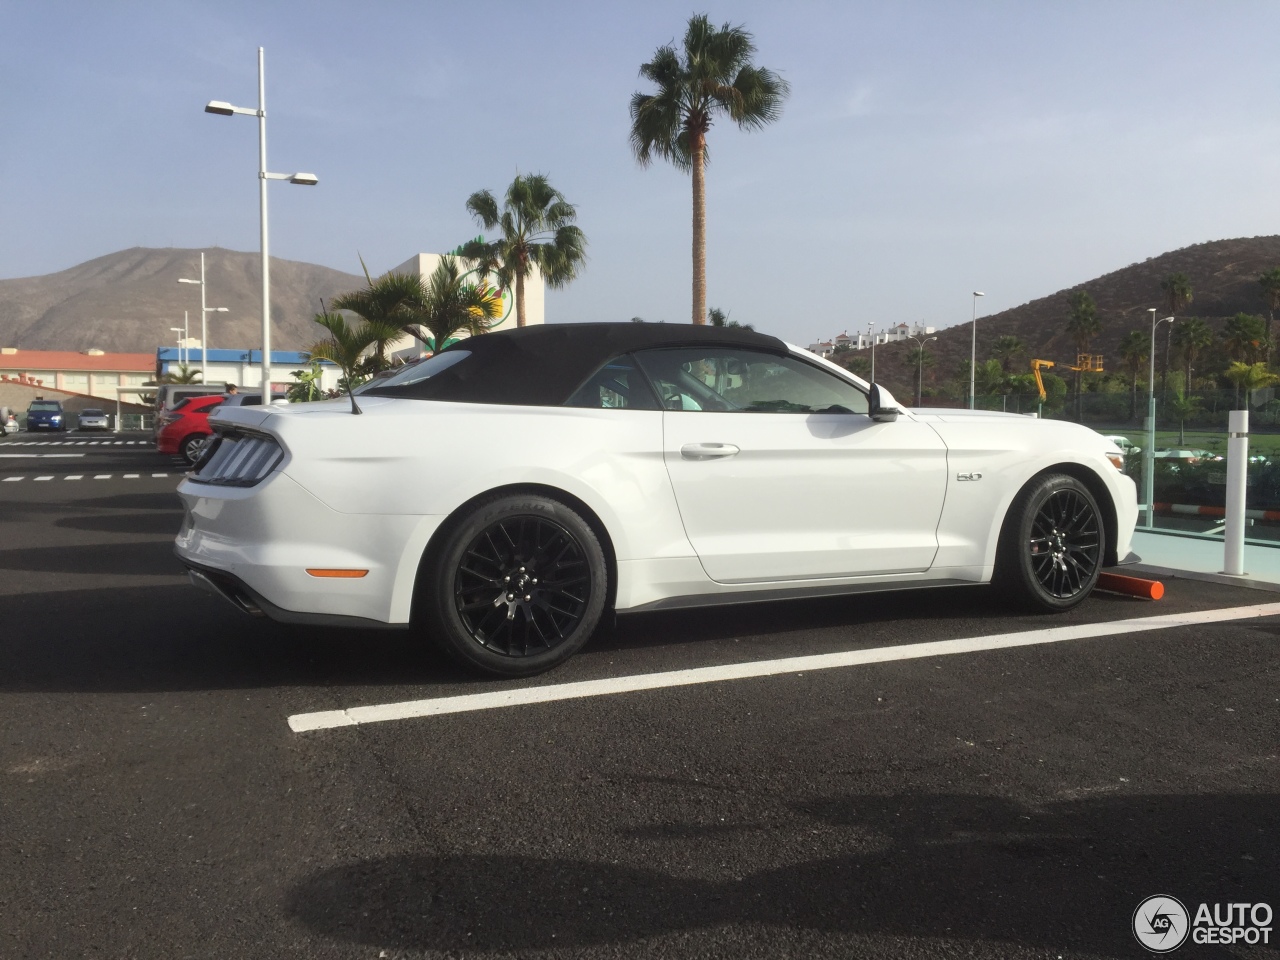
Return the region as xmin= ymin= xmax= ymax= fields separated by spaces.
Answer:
xmin=0 ymin=347 xmax=154 ymax=400
xmin=155 ymin=347 xmax=343 ymax=394
xmin=807 ymin=322 xmax=937 ymax=356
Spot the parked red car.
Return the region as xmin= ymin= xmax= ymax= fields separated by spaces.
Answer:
xmin=155 ymin=395 xmax=225 ymax=463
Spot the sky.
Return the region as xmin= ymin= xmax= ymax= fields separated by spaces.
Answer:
xmin=3 ymin=0 xmax=1280 ymax=346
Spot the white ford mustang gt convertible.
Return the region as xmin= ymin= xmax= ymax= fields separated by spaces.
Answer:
xmin=175 ymin=323 xmax=1138 ymax=676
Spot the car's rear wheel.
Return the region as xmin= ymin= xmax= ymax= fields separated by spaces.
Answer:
xmin=180 ymin=433 xmax=209 ymax=464
xmin=420 ymin=494 xmax=608 ymax=677
xmin=996 ymin=473 xmax=1104 ymax=611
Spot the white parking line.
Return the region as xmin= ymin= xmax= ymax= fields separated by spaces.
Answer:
xmin=287 ymin=602 xmax=1280 ymax=733
xmin=0 ymin=473 xmax=173 ymax=482
xmin=0 ymin=453 xmax=86 ymax=458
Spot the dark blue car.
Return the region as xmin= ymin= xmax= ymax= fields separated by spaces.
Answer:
xmin=26 ymin=399 xmax=67 ymax=432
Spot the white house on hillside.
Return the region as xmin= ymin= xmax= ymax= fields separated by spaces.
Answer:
xmin=808 ymin=321 xmax=937 ymax=357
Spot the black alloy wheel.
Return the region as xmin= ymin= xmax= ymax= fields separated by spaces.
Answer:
xmin=997 ymin=473 xmax=1104 ymax=611
xmin=422 ymin=494 xmax=608 ymax=676
xmin=1028 ymin=487 xmax=1101 ymax=598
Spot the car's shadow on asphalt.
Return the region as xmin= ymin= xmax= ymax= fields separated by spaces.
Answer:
xmin=283 ymin=789 xmax=1274 ymax=956
xmin=0 ymin=574 xmax=1157 ymax=695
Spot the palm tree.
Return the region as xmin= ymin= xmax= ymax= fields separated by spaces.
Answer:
xmin=842 ymin=355 xmax=871 ymax=379
xmin=1170 ymin=316 xmax=1212 ymax=400
xmin=159 ymin=364 xmax=202 ymax=385
xmin=1221 ymin=312 xmax=1268 ymax=407
xmin=1259 ymin=267 xmax=1280 ymax=361
xmin=1116 ymin=329 xmax=1148 ymax=423
xmin=630 ymin=14 xmax=789 ymax=325
xmin=304 ymin=311 xmax=404 ymax=415
xmin=330 ymin=261 xmax=427 ymax=370
xmin=906 ymin=345 xmax=936 ymax=407
xmin=974 ymin=358 xmax=1008 ymax=401
xmin=708 ymin=306 xmax=754 ymax=331
xmin=1066 ymin=290 xmax=1101 ymax=419
xmin=1160 ymin=272 xmax=1194 ymax=316
xmin=1166 ymin=392 xmax=1202 ymax=446
xmin=1224 ymin=361 xmax=1280 ymax=410
xmin=461 ymin=174 xmax=587 ymax=327
xmin=411 ymin=256 xmax=503 ymax=353
xmin=990 ymin=334 xmax=1025 ymax=373
xmin=1221 ymin=312 xmax=1269 ymax=364
xmin=1159 ymin=272 xmax=1193 ymax=401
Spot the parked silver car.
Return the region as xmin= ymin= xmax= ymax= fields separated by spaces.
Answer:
xmin=77 ymin=408 xmax=111 ymax=431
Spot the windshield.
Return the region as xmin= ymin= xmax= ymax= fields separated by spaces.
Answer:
xmin=29 ymin=402 xmax=61 ymax=412
xmin=362 ymin=350 xmax=472 ymax=390
xmin=81 ymin=409 xmax=104 ymax=416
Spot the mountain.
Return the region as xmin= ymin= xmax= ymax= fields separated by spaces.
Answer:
xmin=850 ymin=236 xmax=1280 ymax=400
xmin=0 ymin=247 xmax=365 ymax=353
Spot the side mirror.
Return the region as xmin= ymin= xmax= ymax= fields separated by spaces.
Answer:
xmin=869 ymin=383 xmax=902 ymax=423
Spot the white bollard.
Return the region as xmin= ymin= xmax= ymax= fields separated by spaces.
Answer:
xmin=1223 ymin=409 xmax=1248 ymax=576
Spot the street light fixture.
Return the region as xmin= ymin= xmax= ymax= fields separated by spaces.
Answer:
xmin=1145 ymin=308 xmax=1175 ymax=527
xmin=204 ymin=47 xmax=318 ymax=401
xmin=179 ymin=252 xmax=230 ymax=385
xmin=906 ymin=334 xmax=938 ymax=407
xmin=969 ymin=291 xmax=985 ymax=410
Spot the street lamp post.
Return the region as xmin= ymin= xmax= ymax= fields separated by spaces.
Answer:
xmin=179 ymin=251 xmax=229 ymax=385
xmin=906 ymin=334 xmax=938 ymax=407
xmin=867 ymin=324 xmax=877 ymax=381
xmin=1145 ymin=309 xmax=1175 ymax=527
xmin=205 ymin=48 xmax=317 ymax=401
xmin=170 ymin=327 xmax=185 ymax=368
xmin=969 ymin=291 xmax=985 ymax=410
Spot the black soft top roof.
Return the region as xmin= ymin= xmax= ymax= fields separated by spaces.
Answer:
xmin=364 ymin=322 xmax=790 ymax=406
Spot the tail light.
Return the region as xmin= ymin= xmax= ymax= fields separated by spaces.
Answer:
xmin=190 ymin=430 xmax=284 ymax=487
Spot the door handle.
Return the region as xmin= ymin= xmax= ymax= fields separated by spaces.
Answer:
xmin=681 ymin=442 xmax=740 ymax=461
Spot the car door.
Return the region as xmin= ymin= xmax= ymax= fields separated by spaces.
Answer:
xmin=634 ymin=346 xmax=949 ymax=583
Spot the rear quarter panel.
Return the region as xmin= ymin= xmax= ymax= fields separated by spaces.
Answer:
xmin=258 ymin=398 xmax=693 ymax=564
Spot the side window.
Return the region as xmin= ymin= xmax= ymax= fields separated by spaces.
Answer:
xmin=565 ymin=354 xmax=661 ymax=410
xmin=633 ymin=348 xmax=869 ymax=414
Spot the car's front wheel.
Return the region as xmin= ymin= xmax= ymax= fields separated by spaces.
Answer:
xmin=996 ymin=473 xmax=1104 ymax=611
xmin=180 ymin=433 xmax=209 ymax=464
xmin=420 ymin=494 xmax=608 ymax=677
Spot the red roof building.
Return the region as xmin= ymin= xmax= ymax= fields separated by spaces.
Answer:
xmin=0 ymin=348 xmax=155 ymax=401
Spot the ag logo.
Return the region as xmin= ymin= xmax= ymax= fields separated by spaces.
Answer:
xmin=1133 ymin=895 xmax=1190 ymax=952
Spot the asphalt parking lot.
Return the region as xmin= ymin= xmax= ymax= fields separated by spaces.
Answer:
xmin=1 ymin=433 xmax=1277 ymax=959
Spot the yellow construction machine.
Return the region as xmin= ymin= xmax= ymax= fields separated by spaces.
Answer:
xmin=1030 ymin=354 xmax=1104 ymax=402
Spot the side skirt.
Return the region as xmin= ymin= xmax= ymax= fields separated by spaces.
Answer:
xmin=623 ymin=578 xmax=983 ymax=614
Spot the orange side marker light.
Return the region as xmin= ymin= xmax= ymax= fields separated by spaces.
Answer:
xmin=305 ymin=568 xmax=369 ymax=579
xmin=1096 ymin=572 xmax=1164 ymax=600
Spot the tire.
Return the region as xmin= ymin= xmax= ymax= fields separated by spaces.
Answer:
xmin=180 ymin=433 xmax=209 ymax=464
xmin=420 ymin=494 xmax=608 ymax=677
xmin=996 ymin=473 xmax=1105 ymax=612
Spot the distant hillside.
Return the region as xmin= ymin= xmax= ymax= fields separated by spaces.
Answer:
xmin=0 ymin=248 xmax=364 ymax=353
xmin=849 ymin=236 xmax=1280 ymax=400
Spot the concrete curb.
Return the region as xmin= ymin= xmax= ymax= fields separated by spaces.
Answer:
xmin=1128 ymin=563 xmax=1280 ymax=594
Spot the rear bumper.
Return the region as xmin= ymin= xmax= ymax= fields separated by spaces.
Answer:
xmin=174 ymin=470 xmax=444 ymax=626
xmin=183 ymin=561 xmax=406 ymax=630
